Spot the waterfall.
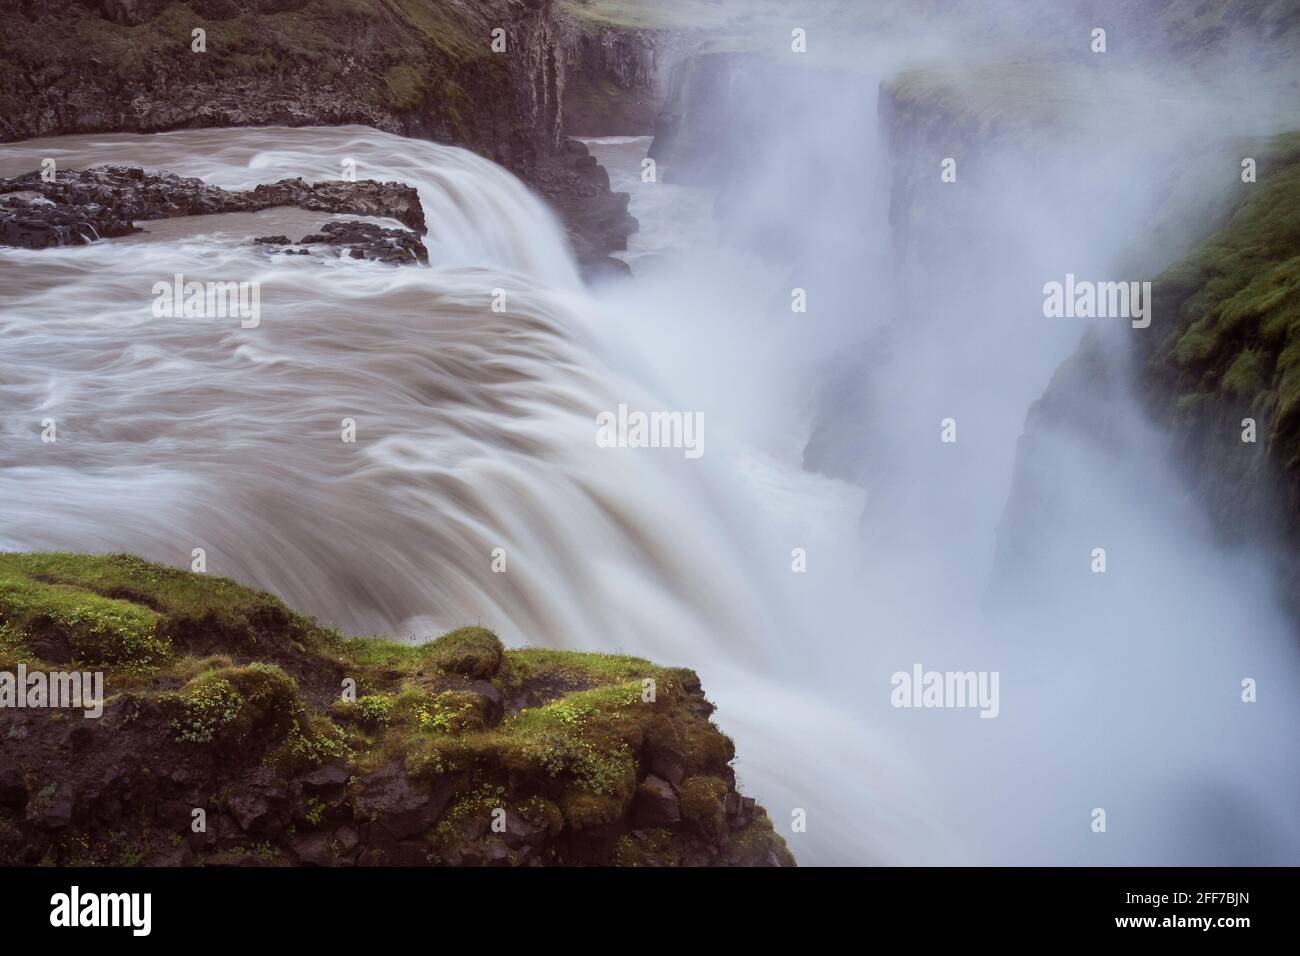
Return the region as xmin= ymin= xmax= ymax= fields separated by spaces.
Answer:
xmin=4 ymin=103 xmax=1300 ymax=866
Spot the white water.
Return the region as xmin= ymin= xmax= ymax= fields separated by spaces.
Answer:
xmin=3 ymin=109 xmax=1300 ymax=866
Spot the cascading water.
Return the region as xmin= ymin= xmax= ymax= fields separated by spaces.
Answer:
xmin=4 ymin=48 xmax=1300 ymax=867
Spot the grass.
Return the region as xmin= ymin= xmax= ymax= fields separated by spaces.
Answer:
xmin=1149 ymin=131 xmax=1300 ymax=464
xmin=0 ymin=551 xmax=789 ymax=863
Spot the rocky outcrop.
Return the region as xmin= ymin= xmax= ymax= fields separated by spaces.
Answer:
xmin=0 ymin=552 xmax=794 ymax=867
xmin=534 ymin=137 xmax=637 ymax=277
xmin=0 ymin=164 xmax=427 ymax=259
xmin=263 ymin=221 xmax=430 ymax=265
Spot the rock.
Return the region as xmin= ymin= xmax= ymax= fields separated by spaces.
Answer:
xmin=0 ymin=166 xmax=427 ymax=255
xmin=467 ymin=680 xmax=504 ymax=725
xmin=292 ymin=832 xmax=336 ymax=867
xmin=296 ymin=220 xmax=428 ymax=265
xmin=0 ymin=768 xmax=28 ymax=811
xmin=0 ymin=195 xmax=138 ymax=249
xmin=501 ymin=812 xmax=546 ymax=850
xmin=29 ymin=788 xmax=74 ymax=831
xmin=353 ymin=763 xmax=449 ymax=840
xmin=634 ymin=775 xmax=680 ymax=828
xmin=333 ymin=825 xmax=359 ymax=854
xmin=302 ymin=764 xmax=351 ymax=794
xmin=648 ymin=744 xmax=687 ymax=786
xmin=483 ymin=842 xmax=511 ymax=865
xmin=227 ymin=767 xmax=289 ymax=835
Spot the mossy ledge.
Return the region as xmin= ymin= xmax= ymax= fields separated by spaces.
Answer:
xmin=0 ymin=553 xmax=793 ymax=867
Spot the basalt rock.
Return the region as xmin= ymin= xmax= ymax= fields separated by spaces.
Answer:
xmin=291 ymin=221 xmax=428 ymax=265
xmin=0 ymin=552 xmax=795 ymax=867
xmin=0 ymin=165 xmax=427 ymax=259
xmin=534 ymin=138 xmax=637 ymax=280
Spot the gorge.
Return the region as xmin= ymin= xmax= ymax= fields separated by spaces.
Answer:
xmin=3 ymin=0 xmax=1300 ymax=869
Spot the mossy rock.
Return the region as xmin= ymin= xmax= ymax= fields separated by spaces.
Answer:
xmin=678 ymin=775 xmax=728 ymax=836
xmin=0 ymin=553 xmax=794 ymax=866
xmin=424 ymin=626 xmax=503 ymax=679
xmin=162 ymin=663 xmax=300 ymax=751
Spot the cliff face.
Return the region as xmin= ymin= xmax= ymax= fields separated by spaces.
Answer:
xmin=0 ymin=553 xmax=795 ymax=867
xmin=0 ymin=0 xmax=556 ymax=171
xmin=0 ymin=0 xmax=660 ymax=272
xmin=558 ymin=17 xmax=685 ymax=136
xmin=988 ymin=127 xmax=1300 ymax=618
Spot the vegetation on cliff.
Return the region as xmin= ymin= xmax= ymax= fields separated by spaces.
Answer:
xmin=1142 ymin=131 xmax=1300 ymax=541
xmin=0 ymin=553 xmax=793 ymax=867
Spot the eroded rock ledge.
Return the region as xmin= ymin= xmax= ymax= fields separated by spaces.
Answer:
xmin=0 ymin=553 xmax=794 ymax=867
xmin=0 ymin=165 xmax=428 ymax=262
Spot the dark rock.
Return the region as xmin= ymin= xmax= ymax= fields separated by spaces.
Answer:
xmin=353 ymin=763 xmax=449 ymax=840
xmin=297 ymin=220 xmax=428 ymax=265
xmin=227 ymin=767 xmax=289 ymax=835
xmin=648 ymin=744 xmax=687 ymax=786
xmin=0 ymin=768 xmax=28 ymax=811
xmin=333 ymin=825 xmax=359 ymax=854
xmin=634 ymin=775 xmax=680 ymax=828
xmin=467 ymin=680 xmax=504 ymax=725
xmin=28 ymin=787 xmax=74 ymax=831
xmin=302 ymin=764 xmax=350 ymax=794
xmin=0 ymin=166 xmax=427 ymax=255
xmin=292 ymin=832 xmax=336 ymax=867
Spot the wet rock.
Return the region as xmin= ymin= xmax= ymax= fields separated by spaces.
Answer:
xmin=0 ymin=194 xmax=138 ymax=249
xmin=532 ymin=140 xmax=638 ymax=280
xmin=0 ymin=166 xmax=427 ymax=253
xmin=296 ymin=220 xmax=428 ymax=265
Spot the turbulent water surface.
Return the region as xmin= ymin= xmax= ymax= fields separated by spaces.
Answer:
xmin=3 ymin=113 xmax=1300 ymax=865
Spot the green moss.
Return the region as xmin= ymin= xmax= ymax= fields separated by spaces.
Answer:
xmin=1150 ymin=132 xmax=1300 ymax=460
xmin=678 ymin=775 xmax=728 ymax=835
xmin=351 ymin=693 xmax=397 ymax=728
xmin=0 ymin=552 xmax=329 ymax=680
xmin=722 ymin=810 xmax=796 ymax=867
xmin=613 ymin=828 xmax=678 ymax=866
xmin=164 ymin=663 xmax=298 ymax=749
xmin=0 ymin=563 xmax=167 ymax=673
xmin=1221 ymin=349 xmax=1264 ymax=397
xmin=0 ymin=552 xmax=780 ymax=863
xmin=383 ymin=64 xmax=424 ymax=110
xmin=424 ymin=626 xmax=503 ymax=679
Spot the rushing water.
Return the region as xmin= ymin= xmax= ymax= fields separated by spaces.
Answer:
xmin=3 ymin=115 xmax=1300 ymax=865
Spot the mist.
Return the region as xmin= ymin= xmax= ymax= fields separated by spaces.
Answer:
xmin=3 ymin=0 xmax=1299 ymax=866
xmin=581 ymin=0 xmax=1300 ymax=864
